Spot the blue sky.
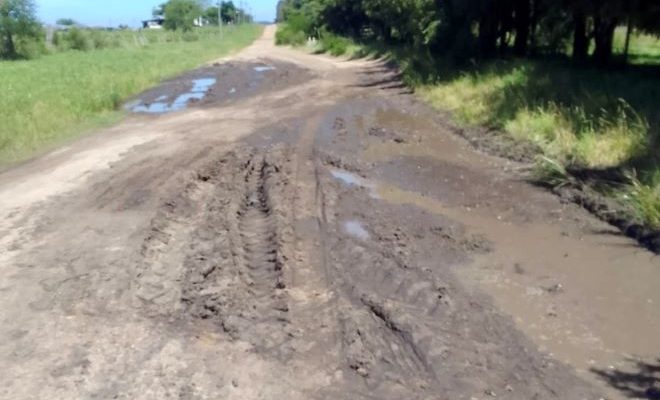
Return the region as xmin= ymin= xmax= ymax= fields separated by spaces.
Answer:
xmin=37 ymin=0 xmax=279 ymax=27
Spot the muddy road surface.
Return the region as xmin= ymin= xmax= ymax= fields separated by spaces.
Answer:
xmin=1 ymin=26 xmax=659 ymax=400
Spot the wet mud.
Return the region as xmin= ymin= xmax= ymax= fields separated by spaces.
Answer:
xmin=126 ymin=60 xmax=313 ymax=114
xmin=2 ymin=27 xmax=658 ymax=400
xmin=133 ymin=143 xmax=601 ymax=399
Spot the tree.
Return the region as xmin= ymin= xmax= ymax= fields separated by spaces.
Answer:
xmin=512 ymin=0 xmax=530 ymax=55
xmin=277 ymin=0 xmax=286 ymax=22
xmin=221 ymin=1 xmax=238 ymax=23
xmin=278 ymin=0 xmax=660 ymax=66
xmin=0 ymin=0 xmax=42 ymax=59
xmin=56 ymin=18 xmax=77 ymax=26
xmin=592 ymin=0 xmax=623 ymax=64
xmin=163 ymin=0 xmax=203 ymax=31
xmin=205 ymin=6 xmax=219 ymax=25
xmin=153 ymin=3 xmax=166 ymax=17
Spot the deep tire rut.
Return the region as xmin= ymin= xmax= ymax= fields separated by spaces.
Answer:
xmin=137 ymin=146 xmax=295 ymax=353
xmin=238 ymin=157 xmax=286 ymax=295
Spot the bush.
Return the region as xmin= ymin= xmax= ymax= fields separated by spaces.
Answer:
xmin=62 ymin=27 xmax=91 ymax=51
xmin=14 ymin=35 xmax=47 ymax=59
xmin=319 ymin=33 xmax=352 ymax=56
xmin=275 ymin=23 xmax=307 ymax=46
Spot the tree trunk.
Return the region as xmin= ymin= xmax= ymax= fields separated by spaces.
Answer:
xmin=498 ymin=2 xmax=513 ymax=54
xmin=499 ymin=30 xmax=508 ymax=54
xmin=623 ymin=14 xmax=633 ymax=64
xmin=593 ymin=16 xmax=617 ymax=64
xmin=479 ymin=3 xmax=499 ymax=58
xmin=572 ymin=10 xmax=588 ymax=63
xmin=513 ymin=0 xmax=530 ymax=56
xmin=1 ymin=32 xmax=16 ymax=59
xmin=529 ymin=0 xmax=539 ymax=55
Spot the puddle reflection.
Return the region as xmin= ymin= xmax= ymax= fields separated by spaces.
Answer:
xmin=130 ymin=77 xmax=216 ymax=114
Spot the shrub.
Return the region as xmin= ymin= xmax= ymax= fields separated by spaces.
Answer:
xmin=275 ymin=23 xmax=307 ymax=46
xmin=319 ymin=33 xmax=352 ymax=56
xmin=63 ymin=27 xmax=91 ymax=51
xmin=14 ymin=35 xmax=47 ymax=59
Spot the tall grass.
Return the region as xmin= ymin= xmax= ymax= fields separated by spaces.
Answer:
xmin=419 ymin=56 xmax=660 ymax=228
xmin=0 ymin=25 xmax=262 ymax=165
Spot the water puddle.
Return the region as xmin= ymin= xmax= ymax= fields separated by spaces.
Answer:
xmin=254 ymin=65 xmax=276 ymax=73
xmin=132 ymin=102 xmax=170 ymax=114
xmin=344 ymin=220 xmax=369 ymax=240
xmin=330 ymin=169 xmax=379 ymax=198
xmin=330 ymin=170 xmax=365 ymax=186
xmin=369 ymin=174 xmax=660 ymax=397
xmin=130 ymin=77 xmax=216 ymax=114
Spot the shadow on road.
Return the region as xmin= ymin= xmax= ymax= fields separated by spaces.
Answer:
xmin=592 ymin=359 xmax=660 ymax=399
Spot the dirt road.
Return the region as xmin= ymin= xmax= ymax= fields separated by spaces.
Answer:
xmin=1 ymin=26 xmax=658 ymax=400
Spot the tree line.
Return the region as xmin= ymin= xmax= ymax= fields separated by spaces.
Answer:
xmin=0 ymin=0 xmax=253 ymax=60
xmin=153 ymin=0 xmax=253 ymax=32
xmin=277 ymin=0 xmax=660 ymax=65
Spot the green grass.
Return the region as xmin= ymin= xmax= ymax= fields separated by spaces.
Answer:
xmin=276 ymin=24 xmax=363 ymax=57
xmin=419 ymin=51 xmax=660 ymax=228
xmin=0 ymin=25 xmax=262 ymax=165
xmin=614 ymin=28 xmax=660 ymax=65
xmin=626 ymin=170 xmax=660 ymax=228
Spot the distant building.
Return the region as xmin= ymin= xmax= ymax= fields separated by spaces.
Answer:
xmin=193 ymin=17 xmax=208 ymax=27
xmin=142 ymin=18 xmax=165 ymax=29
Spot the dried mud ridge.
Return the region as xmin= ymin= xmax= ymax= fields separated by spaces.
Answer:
xmin=135 ymin=144 xmax=602 ymax=399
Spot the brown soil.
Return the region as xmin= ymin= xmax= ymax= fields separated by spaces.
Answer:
xmin=0 ymin=26 xmax=658 ymax=400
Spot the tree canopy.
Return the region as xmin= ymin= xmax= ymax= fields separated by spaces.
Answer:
xmin=205 ymin=1 xmax=245 ymax=25
xmin=278 ymin=0 xmax=660 ymax=65
xmin=56 ymin=18 xmax=77 ymax=26
xmin=0 ymin=0 xmax=42 ymax=59
xmin=163 ymin=0 xmax=204 ymax=31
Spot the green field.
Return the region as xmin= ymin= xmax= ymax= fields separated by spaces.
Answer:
xmin=0 ymin=24 xmax=262 ymax=165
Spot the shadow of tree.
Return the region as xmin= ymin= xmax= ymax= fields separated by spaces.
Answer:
xmin=592 ymin=359 xmax=660 ymax=399
xmin=445 ymin=59 xmax=660 ymax=169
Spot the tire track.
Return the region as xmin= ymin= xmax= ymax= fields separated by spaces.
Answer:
xmin=138 ymin=146 xmax=295 ymax=352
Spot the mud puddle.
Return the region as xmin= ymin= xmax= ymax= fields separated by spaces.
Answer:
xmin=330 ymin=168 xmax=378 ymax=199
xmin=317 ymin=97 xmax=660 ymax=399
xmin=125 ymin=60 xmax=312 ymax=115
xmin=333 ymin=159 xmax=660 ymax=399
xmin=130 ymin=78 xmax=217 ymax=114
xmin=254 ymin=65 xmax=276 ymax=72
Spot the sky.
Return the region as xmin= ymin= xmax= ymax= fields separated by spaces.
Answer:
xmin=36 ymin=0 xmax=279 ymax=27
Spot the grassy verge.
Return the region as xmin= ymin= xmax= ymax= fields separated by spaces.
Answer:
xmin=276 ymin=23 xmax=363 ymax=57
xmin=419 ymin=59 xmax=659 ymax=229
xmin=276 ymin=25 xmax=660 ymax=231
xmin=0 ymin=24 xmax=262 ymax=165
